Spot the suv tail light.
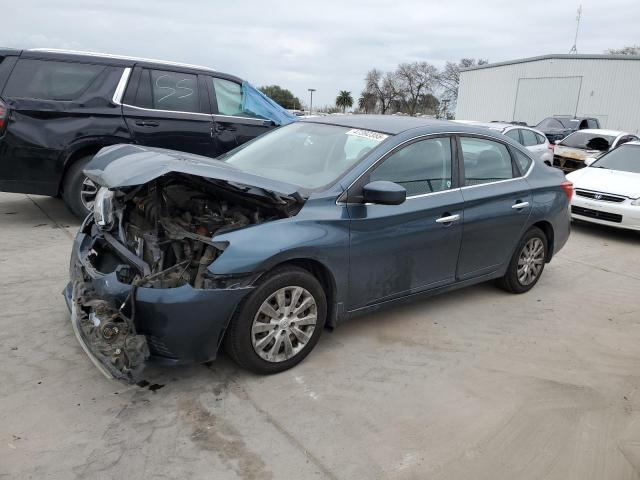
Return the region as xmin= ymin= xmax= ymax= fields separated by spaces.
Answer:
xmin=560 ymin=181 xmax=573 ymax=201
xmin=0 ymin=98 xmax=7 ymax=135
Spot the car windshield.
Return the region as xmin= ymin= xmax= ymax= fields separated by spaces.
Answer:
xmin=221 ymin=122 xmax=389 ymax=190
xmin=560 ymin=131 xmax=615 ymax=151
xmin=591 ymin=144 xmax=640 ymax=174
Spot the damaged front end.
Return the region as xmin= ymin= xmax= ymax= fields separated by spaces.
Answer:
xmin=66 ymin=146 xmax=302 ymax=382
xmin=68 ymin=281 xmax=149 ymax=381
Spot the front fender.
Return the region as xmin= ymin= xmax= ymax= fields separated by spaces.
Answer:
xmin=209 ymin=217 xmax=350 ymax=301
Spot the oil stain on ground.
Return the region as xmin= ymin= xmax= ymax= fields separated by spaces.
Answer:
xmin=178 ymin=396 xmax=273 ymax=480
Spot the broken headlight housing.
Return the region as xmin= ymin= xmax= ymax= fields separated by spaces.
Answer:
xmin=94 ymin=187 xmax=115 ymax=227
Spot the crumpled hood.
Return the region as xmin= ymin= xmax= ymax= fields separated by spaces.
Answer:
xmin=554 ymin=145 xmax=604 ymax=161
xmin=567 ymin=167 xmax=640 ymax=199
xmin=84 ymin=144 xmax=302 ymax=202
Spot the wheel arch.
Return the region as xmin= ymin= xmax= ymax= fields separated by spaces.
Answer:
xmin=258 ymin=258 xmax=339 ymax=328
xmin=58 ymin=137 xmax=132 ymax=194
xmin=531 ymin=220 xmax=554 ymax=262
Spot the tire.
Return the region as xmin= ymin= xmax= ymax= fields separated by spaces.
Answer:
xmin=497 ymin=226 xmax=548 ymax=294
xmin=224 ymin=266 xmax=327 ymax=374
xmin=62 ymin=155 xmax=98 ymax=219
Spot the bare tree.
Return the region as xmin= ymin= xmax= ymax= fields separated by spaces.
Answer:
xmin=394 ymin=62 xmax=438 ymax=116
xmin=364 ymin=69 xmax=398 ymax=114
xmin=437 ymin=58 xmax=488 ymax=107
xmin=606 ymin=45 xmax=640 ymax=55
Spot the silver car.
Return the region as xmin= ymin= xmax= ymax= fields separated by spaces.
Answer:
xmin=455 ymin=121 xmax=553 ymax=165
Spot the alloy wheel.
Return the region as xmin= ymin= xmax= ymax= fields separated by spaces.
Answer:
xmin=251 ymin=286 xmax=318 ymax=363
xmin=517 ymin=237 xmax=545 ymax=286
xmin=80 ymin=176 xmax=98 ymax=211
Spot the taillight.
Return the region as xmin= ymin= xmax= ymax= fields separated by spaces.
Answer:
xmin=0 ymin=98 xmax=7 ymax=135
xmin=560 ymin=181 xmax=573 ymax=201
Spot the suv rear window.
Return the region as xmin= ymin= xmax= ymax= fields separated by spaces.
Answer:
xmin=3 ymin=59 xmax=104 ymax=101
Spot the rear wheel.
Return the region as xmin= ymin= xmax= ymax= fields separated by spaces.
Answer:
xmin=224 ymin=266 xmax=326 ymax=374
xmin=498 ymin=227 xmax=547 ymax=294
xmin=62 ymin=155 xmax=97 ymax=219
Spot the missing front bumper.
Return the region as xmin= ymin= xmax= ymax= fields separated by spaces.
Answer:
xmin=64 ymin=280 xmax=149 ymax=383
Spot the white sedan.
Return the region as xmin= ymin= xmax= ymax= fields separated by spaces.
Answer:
xmin=566 ymin=141 xmax=640 ymax=231
xmin=454 ymin=121 xmax=553 ymax=164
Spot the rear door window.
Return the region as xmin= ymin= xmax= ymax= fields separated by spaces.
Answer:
xmin=460 ymin=137 xmax=515 ymax=186
xmin=3 ymin=59 xmax=104 ymax=100
xmin=149 ymin=69 xmax=199 ymax=112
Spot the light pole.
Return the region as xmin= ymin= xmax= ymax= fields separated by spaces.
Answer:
xmin=308 ymin=88 xmax=316 ymax=116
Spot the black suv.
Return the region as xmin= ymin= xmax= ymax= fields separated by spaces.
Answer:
xmin=0 ymin=48 xmax=285 ymax=217
xmin=535 ymin=115 xmax=601 ymax=144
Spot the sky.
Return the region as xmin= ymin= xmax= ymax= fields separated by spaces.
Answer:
xmin=2 ymin=0 xmax=639 ymax=107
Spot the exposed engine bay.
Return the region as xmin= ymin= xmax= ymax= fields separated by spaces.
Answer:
xmin=70 ymin=173 xmax=297 ymax=382
xmin=90 ymin=174 xmax=294 ymax=289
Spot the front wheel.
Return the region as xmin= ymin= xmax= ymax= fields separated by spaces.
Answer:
xmin=224 ymin=266 xmax=327 ymax=374
xmin=497 ymin=227 xmax=547 ymax=294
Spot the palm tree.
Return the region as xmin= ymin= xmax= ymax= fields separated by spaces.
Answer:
xmin=335 ymin=90 xmax=354 ymax=113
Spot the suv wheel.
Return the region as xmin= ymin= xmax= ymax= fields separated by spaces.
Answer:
xmin=224 ymin=266 xmax=326 ymax=374
xmin=498 ymin=227 xmax=547 ymax=294
xmin=62 ymin=155 xmax=97 ymax=219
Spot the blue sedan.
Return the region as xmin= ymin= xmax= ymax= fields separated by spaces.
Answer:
xmin=65 ymin=115 xmax=572 ymax=381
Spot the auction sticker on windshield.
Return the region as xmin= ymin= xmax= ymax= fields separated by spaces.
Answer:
xmin=345 ymin=129 xmax=389 ymax=142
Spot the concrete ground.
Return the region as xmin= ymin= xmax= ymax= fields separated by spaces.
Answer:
xmin=1 ymin=191 xmax=639 ymax=480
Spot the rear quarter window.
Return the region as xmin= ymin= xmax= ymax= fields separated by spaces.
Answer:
xmin=3 ymin=59 xmax=105 ymax=101
xmin=520 ymin=129 xmax=539 ymax=147
xmin=513 ymin=150 xmax=533 ymax=173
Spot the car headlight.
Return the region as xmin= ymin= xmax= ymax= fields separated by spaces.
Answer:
xmin=94 ymin=187 xmax=115 ymax=227
xmin=631 ymin=198 xmax=640 ymax=206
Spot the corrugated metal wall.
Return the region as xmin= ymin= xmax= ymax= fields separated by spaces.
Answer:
xmin=456 ymin=58 xmax=640 ymax=133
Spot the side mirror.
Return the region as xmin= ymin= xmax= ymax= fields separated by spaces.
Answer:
xmin=554 ymin=140 xmax=561 ymax=145
xmin=584 ymin=157 xmax=597 ymax=167
xmin=363 ymin=181 xmax=406 ymax=205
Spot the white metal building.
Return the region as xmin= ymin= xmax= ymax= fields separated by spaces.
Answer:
xmin=456 ymin=54 xmax=640 ymax=134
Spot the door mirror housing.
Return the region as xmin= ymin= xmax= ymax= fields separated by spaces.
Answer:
xmin=584 ymin=157 xmax=598 ymax=167
xmin=363 ymin=181 xmax=406 ymax=205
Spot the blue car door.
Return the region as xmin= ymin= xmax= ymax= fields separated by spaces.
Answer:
xmin=456 ymin=136 xmax=533 ymax=279
xmin=346 ymin=135 xmax=464 ymax=310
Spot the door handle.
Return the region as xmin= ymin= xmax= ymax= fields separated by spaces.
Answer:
xmin=436 ymin=214 xmax=461 ymax=224
xmin=135 ymin=120 xmax=159 ymax=127
xmin=512 ymin=201 xmax=530 ymax=210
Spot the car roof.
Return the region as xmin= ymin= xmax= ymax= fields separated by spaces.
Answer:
xmin=453 ymin=120 xmax=549 ymax=138
xmin=553 ymin=115 xmax=596 ymax=119
xmin=453 ymin=120 xmax=506 ymax=131
xmin=20 ymin=48 xmax=243 ymax=82
xmin=301 ymin=114 xmax=455 ymax=135
xmin=572 ymin=128 xmax=629 ymax=137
